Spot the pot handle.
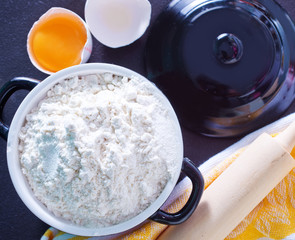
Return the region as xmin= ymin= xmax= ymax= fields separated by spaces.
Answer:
xmin=149 ymin=157 xmax=204 ymax=225
xmin=0 ymin=77 xmax=41 ymax=141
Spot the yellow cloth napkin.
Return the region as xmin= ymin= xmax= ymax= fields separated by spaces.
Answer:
xmin=42 ymin=113 xmax=295 ymax=240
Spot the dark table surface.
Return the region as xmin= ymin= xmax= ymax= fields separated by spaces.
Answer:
xmin=1 ymin=0 xmax=295 ymax=239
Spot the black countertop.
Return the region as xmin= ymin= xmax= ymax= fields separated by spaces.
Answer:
xmin=1 ymin=0 xmax=295 ymax=239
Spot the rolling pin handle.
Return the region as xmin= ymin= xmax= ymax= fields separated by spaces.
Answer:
xmin=275 ymin=121 xmax=295 ymax=153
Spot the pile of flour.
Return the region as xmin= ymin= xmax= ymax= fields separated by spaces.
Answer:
xmin=19 ymin=73 xmax=181 ymax=227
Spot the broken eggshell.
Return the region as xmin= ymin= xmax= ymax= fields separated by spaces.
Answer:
xmin=84 ymin=0 xmax=151 ymax=48
xmin=27 ymin=7 xmax=93 ymax=75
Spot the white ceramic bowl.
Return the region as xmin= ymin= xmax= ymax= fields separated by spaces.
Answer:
xmin=1 ymin=63 xmax=203 ymax=237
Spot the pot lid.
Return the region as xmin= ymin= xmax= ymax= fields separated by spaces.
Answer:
xmin=145 ymin=0 xmax=295 ymax=137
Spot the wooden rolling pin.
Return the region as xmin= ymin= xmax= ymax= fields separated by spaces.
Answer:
xmin=159 ymin=122 xmax=295 ymax=240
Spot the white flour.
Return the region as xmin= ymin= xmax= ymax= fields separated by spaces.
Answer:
xmin=19 ymin=73 xmax=181 ymax=227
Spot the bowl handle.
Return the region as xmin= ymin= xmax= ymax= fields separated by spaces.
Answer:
xmin=149 ymin=157 xmax=204 ymax=225
xmin=0 ymin=77 xmax=41 ymax=141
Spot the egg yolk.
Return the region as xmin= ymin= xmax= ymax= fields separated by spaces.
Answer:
xmin=29 ymin=13 xmax=87 ymax=73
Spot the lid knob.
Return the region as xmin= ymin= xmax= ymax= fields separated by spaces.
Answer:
xmin=214 ymin=33 xmax=243 ymax=64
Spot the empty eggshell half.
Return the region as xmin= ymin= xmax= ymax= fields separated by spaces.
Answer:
xmin=85 ymin=0 xmax=151 ymax=48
